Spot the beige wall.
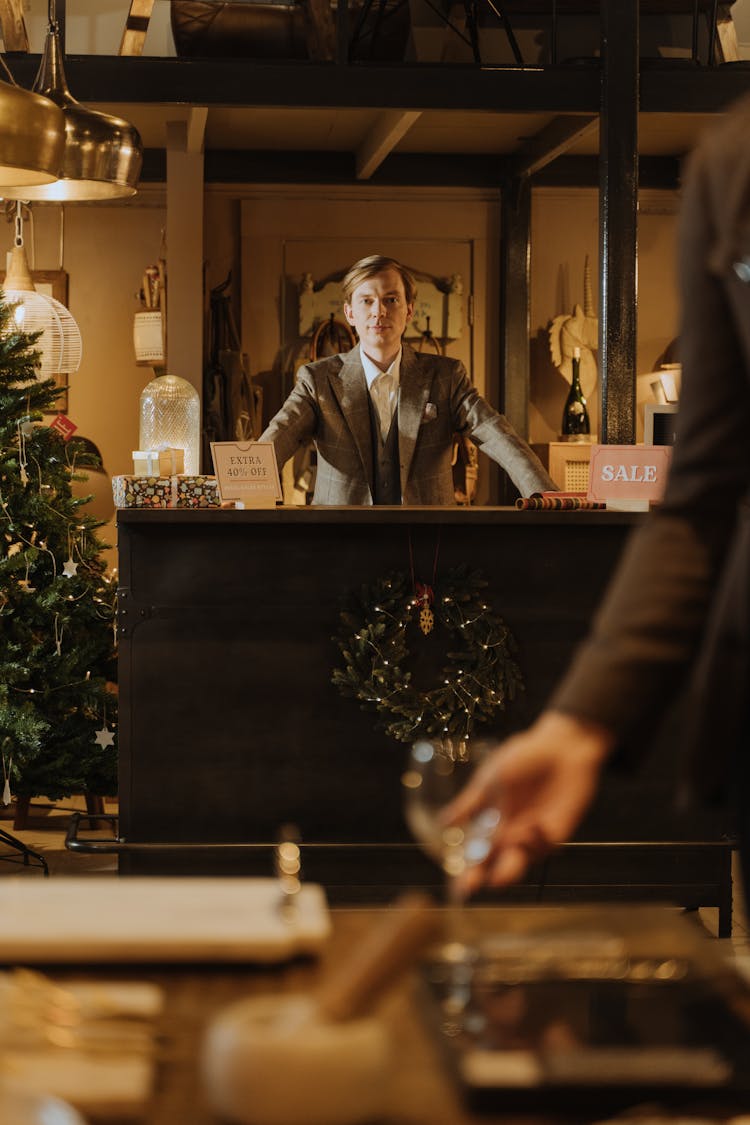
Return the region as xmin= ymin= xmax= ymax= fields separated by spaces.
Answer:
xmin=7 ymin=192 xmax=167 ymax=563
xmin=238 ymin=185 xmax=500 ymax=387
xmin=23 ymin=0 xmax=176 ymax=55
xmin=530 ymin=186 xmax=680 ymax=445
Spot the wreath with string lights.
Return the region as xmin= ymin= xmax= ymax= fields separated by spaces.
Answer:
xmin=332 ymin=565 xmax=523 ymax=744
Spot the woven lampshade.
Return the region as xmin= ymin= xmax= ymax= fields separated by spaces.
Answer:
xmin=2 ymin=15 xmax=142 ymax=202
xmin=3 ymin=244 xmax=82 ymax=379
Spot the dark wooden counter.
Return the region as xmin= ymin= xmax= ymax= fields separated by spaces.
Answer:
xmin=115 ymin=507 xmax=732 ymax=915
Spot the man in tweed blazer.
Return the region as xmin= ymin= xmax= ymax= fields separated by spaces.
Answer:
xmin=260 ymin=255 xmax=556 ymax=505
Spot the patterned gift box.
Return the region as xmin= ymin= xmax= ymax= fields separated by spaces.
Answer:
xmin=113 ymin=474 xmax=221 ymax=509
xmin=112 ymin=475 xmax=172 ymax=508
xmin=173 ymin=474 xmax=220 ymax=508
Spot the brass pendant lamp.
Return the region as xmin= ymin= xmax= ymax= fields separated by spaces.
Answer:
xmin=0 ymin=57 xmax=65 ymax=188
xmin=3 ymin=0 xmax=143 ymax=202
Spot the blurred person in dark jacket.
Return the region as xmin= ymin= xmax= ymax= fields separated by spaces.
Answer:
xmin=446 ymin=96 xmax=750 ymax=910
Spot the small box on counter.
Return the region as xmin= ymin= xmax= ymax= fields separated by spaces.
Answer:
xmin=113 ymin=475 xmax=172 ymax=508
xmin=158 ymin=448 xmax=185 ymax=476
xmin=112 ymin=475 xmax=221 ymax=509
xmin=132 ymin=448 xmax=186 ymax=477
xmin=132 ymin=450 xmax=159 ymax=476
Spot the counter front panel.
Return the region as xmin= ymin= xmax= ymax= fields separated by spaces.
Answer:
xmin=116 ymin=508 xmax=728 ymax=876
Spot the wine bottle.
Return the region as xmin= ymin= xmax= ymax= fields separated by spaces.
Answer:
xmin=561 ymin=346 xmax=590 ymax=437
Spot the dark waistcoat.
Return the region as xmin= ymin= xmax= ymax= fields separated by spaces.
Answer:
xmin=368 ymin=394 xmax=401 ymax=505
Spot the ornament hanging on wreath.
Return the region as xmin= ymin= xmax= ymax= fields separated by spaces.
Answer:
xmin=332 ymin=565 xmax=523 ymax=744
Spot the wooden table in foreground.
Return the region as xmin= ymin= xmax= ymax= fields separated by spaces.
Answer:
xmin=104 ymin=907 xmax=497 ymax=1125
xmin=75 ymin=905 xmax=748 ymax=1125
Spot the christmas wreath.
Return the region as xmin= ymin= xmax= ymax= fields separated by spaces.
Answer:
xmin=332 ymin=565 xmax=523 ymax=744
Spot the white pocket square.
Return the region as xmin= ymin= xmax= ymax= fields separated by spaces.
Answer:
xmin=422 ymin=402 xmax=438 ymax=423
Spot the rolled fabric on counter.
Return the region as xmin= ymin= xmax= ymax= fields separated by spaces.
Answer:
xmin=516 ymin=496 xmax=606 ymax=510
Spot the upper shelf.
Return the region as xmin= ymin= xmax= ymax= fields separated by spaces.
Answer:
xmin=6 ymin=53 xmax=743 ymax=188
xmin=9 ymin=52 xmax=750 ymax=115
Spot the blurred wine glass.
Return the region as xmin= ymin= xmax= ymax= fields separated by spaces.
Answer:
xmin=403 ymin=736 xmax=499 ymax=892
xmin=402 ymin=736 xmax=499 ymax=1026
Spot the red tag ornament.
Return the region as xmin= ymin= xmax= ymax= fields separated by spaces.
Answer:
xmin=49 ymin=414 xmax=78 ymax=442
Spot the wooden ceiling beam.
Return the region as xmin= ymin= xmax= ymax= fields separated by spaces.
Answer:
xmin=506 ymin=114 xmax=598 ymax=179
xmin=356 ymin=110 xmax=421 ymax=180
xmin=186 ymin=106 xmax=209 ymax=154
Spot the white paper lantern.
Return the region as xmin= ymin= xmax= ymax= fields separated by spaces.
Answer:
xmin=133 ymin=311 xmax=165 ymax=366
xmin=3 ymin=242 xmax=81 ymax=379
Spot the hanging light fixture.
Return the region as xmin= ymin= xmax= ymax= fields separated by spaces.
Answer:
xmin=2 ymin=0 xmax=143 ymax=202
xmin=3 ymin=202 xmax=82 ymax=380
xmin=0 ymin=57 xmax=65 ymax=188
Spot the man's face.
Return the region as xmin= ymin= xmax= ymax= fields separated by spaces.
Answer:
xmin=344 ymin=268 xmax=414 ymax=361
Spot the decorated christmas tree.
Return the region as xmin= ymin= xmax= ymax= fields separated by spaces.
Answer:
xmin=0 ymin=293 xmax=117 ymax=818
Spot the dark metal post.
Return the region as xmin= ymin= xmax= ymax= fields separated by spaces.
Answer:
xmin=54 ymin=0 xmax=66 ymax=53
xmin=599 ymin=1 xmax=638 ymax=444
xmin=708 ymin=0 xmax=719 ymax=65
xmin=336 ymin=0 xmax=349 ymax=64
xmin=500 ymin=175 xmax=531 ymax=443
xmin=550 ymin=0 xmax=558 ymax=65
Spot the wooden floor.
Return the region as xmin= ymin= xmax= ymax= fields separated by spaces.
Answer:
xmin=0 ymin=795 xmax=118 ymax=876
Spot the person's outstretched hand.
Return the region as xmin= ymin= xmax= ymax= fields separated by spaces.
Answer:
xmin=442 ymin=711 xmax=614 ymax=896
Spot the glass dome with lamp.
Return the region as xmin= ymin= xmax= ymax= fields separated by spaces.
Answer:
xmin=139 ymin=370 xmax=201 ymax=477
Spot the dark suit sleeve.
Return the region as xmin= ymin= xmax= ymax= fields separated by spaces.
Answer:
xmin=448 ymin=362 xmax=557 ymax=496
xmin=551 ymin=126 xmax=750 ymax=749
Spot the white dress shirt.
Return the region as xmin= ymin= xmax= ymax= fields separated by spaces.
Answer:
xmin=360 ymin=345 xmax=401 ymax=442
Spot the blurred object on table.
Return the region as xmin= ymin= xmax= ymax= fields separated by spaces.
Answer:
xmin=0 ymin=973 xmax=163 ymax=1119
xmin=0 ymin=876 xmax=331 ymax=962
xmin=418 ymin=905 xmax=750 ymax=1114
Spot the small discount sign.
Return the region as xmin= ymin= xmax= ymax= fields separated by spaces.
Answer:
xmin=210 ymin=441 xmax=282 ymax=507
xmin=587 ymin=444 xmax=673 ymax=506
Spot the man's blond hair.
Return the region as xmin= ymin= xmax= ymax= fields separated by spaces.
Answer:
xmin=341 ymin=255 xmax=417 ymax=306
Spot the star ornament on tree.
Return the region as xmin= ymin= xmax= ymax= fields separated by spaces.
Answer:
xmin=62 ymin=557 xmax=78 ymax=578
xmin=94 ymin=726 xmax=115 ymax=749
